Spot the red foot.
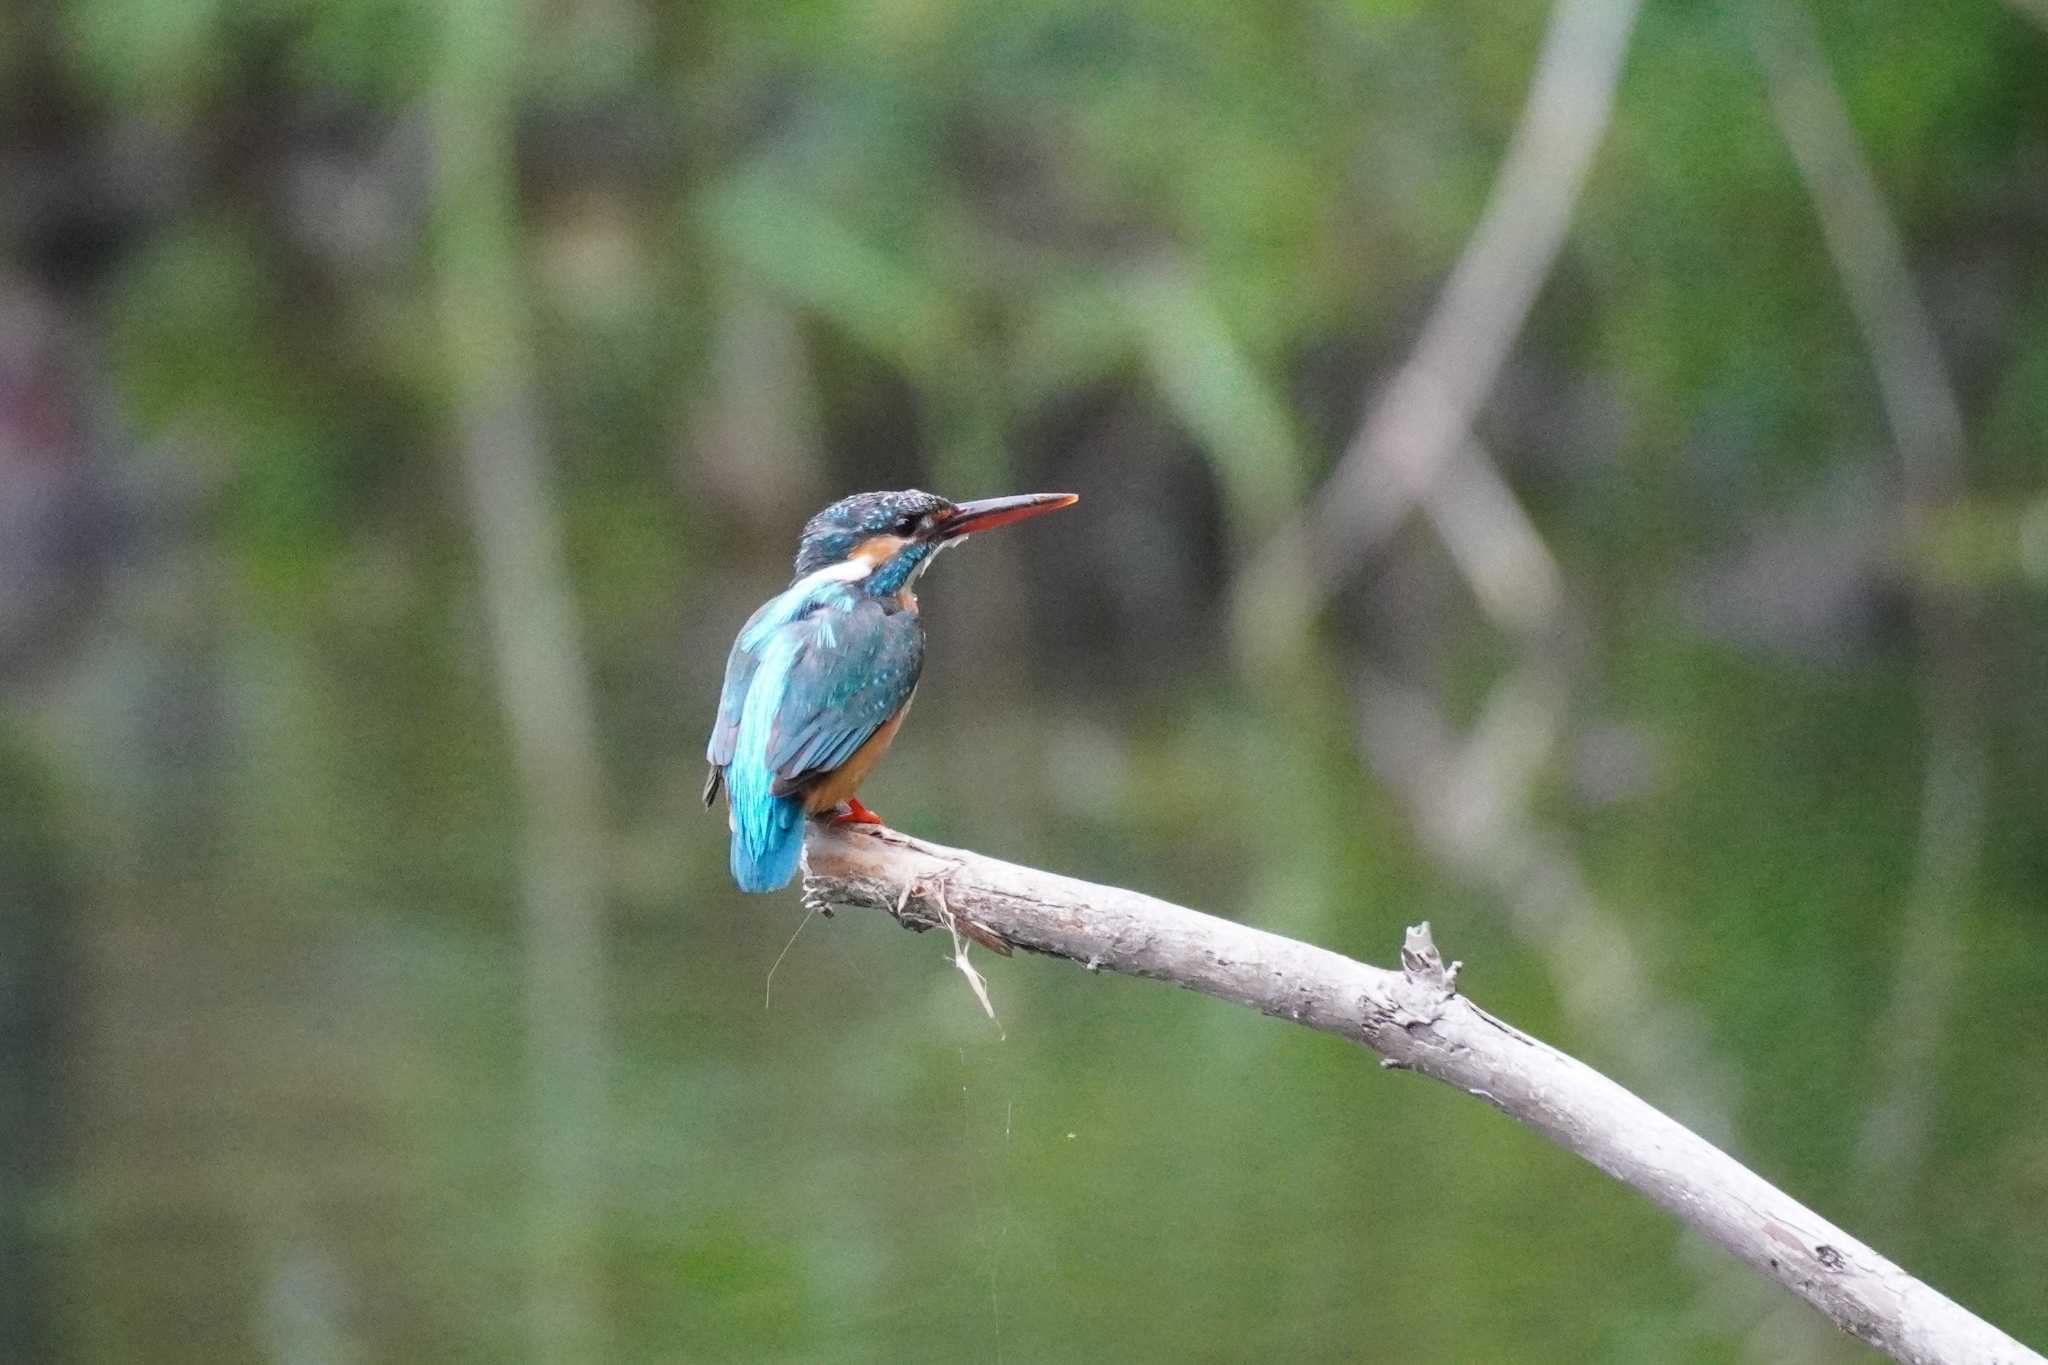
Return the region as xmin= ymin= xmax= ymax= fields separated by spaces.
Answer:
xmin=829 ymin=796 xmax=885 ymax=826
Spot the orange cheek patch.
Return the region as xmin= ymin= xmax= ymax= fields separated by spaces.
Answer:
xmin=849 ymin=534 xmax=910 ymax=567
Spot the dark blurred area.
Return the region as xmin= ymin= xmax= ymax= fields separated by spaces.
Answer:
xmin=2 ymin=1 xmax=2046 ymax=1361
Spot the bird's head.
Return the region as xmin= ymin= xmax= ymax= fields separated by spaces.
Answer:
xmin=793 ymin=488 xmax=1078 ymax=594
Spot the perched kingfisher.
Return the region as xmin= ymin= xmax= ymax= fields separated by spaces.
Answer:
xmin=705 ymin=488 xmax=1078 ymax=892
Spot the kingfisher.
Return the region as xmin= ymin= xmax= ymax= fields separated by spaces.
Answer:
xmin=705 ymin=488 xmax=1078 ymax=892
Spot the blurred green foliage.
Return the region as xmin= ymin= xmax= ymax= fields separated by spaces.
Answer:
xmin=3 ymin=0 xmax=2046 ymax=1362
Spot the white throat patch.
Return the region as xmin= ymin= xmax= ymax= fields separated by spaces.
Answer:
xmin=793 ymin=558 xmax=874 ymax=593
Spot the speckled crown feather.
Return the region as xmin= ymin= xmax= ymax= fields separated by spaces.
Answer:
xmin=792 ymin=489 xmax=954 ymax=575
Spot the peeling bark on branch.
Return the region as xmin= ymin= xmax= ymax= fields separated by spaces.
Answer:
xmin=802 ymin=824 xmax=2042 ymax=1365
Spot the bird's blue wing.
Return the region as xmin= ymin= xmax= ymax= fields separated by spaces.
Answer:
xmin=704 ymin=601 xmax=774 ymax=810
xmin=703 ymin=596 xmax=778 ymax=806
xmin=759 ymin=596 xmax=924 ymax=794
xmin=716 ymin=591 xmax=923 ymax=892
xmin=707 ymin=590 xmax=923 ymax=786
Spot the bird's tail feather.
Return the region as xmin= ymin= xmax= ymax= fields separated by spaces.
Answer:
xmin=730 ymin=788 xmax=806 ymax=892
xmin=728 ymin=629 xmax=811 ymax=892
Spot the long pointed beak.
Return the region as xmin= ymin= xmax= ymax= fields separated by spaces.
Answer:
xmin=931 ymin=492 xmax=1079 ymax=540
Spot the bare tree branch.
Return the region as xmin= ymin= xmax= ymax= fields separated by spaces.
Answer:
xmin=803 ymin=823 xmax=2044 ymax=1365
xmin=1355 ymin=663 xmax=1743 ymax=1136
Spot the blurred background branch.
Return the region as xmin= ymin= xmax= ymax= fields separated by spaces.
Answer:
xmin=1231 ymin=0 xmax=1640 ymax=663
xmin=1749 ymin=9 xmax=1991 ymax=1354
xmin=432 ymin=1 xmax=609 ymax=1360
xmin=1752 ymin=0 xmax=1983 ymax=1188
xmin=2004 ymin=0 xmax=2048 ymax=34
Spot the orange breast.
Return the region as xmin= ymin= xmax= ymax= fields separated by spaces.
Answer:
xmin=800 ymin=694 xmax=915 ymax=814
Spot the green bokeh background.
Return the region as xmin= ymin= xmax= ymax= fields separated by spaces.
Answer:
xmin=2 ymin=1 xmax=2045 ymax=1361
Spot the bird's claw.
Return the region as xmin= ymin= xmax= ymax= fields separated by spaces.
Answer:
xmin=828 ymin=796 xmax=886 ymax=826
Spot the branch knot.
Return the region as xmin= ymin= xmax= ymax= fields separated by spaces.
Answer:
xmin=1400 ymin=921 xmax=1461 ymax=998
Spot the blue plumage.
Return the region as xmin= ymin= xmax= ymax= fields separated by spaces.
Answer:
xmin=706 ymin=487 xmax=1077 ymax=893
xmin=708 ymin=569 xmax=925 ymax=891
xmin=724 ymin=625 xmax=811 ymax=891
